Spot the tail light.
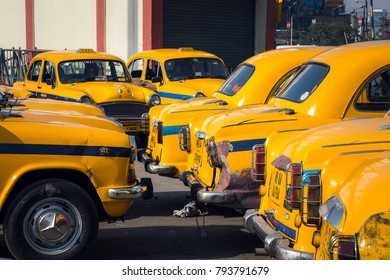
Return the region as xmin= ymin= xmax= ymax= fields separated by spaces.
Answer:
xmin=141 ymin=113 xmax=149 ymax=133
xmin=156 ymin=121 xmax=163 ymax=144
xmin=285 ymin=163 xmax=302 ymax=209
xmin=206 ymin=137 xmax=221 ymax=168
xmin=178 ymin=125 xmax=190 ymax=151
xmin=251 ymin=144 xmax=266 ymax=182
xmin=300 ymin=172 xmax=321 ymax=226
xmin=328 ymin=235 xmax=357 ymax=260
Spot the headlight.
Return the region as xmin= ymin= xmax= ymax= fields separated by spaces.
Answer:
xmin=78 ymin=95 xmax=92 ymax=103
xmin=148 ymin=94 xmax=161 ymax=106
xmin=194 ymin=92 xmax=205 ymax=98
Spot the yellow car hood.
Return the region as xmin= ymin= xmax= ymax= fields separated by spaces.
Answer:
xmin=1 ymin=108 xmax=124 ymax=133
xmin=276 ymin=117 xmax=390 ymax=165
xmin=170 ymin=78 xmax=224 ymax=96
xmin=64 ymin=82 xmax=147 ymax=104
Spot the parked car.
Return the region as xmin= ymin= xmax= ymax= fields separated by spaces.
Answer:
xmin=0 ymin=94 xmax=153 ymax=259
xmin=244 ymin=116 xmax=390 ymax=259
xmin=180 ymin=40 xmax=390 ymax=210
xmin=138 ymin=46 xmax=332 ymax=178
xmin=12 ymin=48 xmax=160 ymax=147
xmin=313 ymin=152 xmax=390 ymax=260
xmin=126 ymin=47 xmax=229 ymax=104
xmin=1 ymin=84 xmax=106 ymax=117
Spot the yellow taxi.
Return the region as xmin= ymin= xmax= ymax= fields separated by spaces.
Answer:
xmin=181 ymin=40 xmax=390 ymax=211
xmin=139 ymin=46 xmax=332 ymax=178
xmin=244 ymin=116 xmax=390 ymax=259
xmin=126 ymin=47 xmax=229 ymax=104
xmin=12 ymin=48 xmax=160 ymax=147
xmin=0 ymin=93 xmax=153 ymax=259
xmin=1 ymin=84 xmax=106 ymax=117
xmin=314 ymin=152 xmax=390 ymax=260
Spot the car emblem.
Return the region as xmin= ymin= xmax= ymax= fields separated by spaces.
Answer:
xmin=98 ymin=147 xmax=110 ymax=156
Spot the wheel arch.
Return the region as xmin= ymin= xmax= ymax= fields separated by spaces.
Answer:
xmin=0 ymin=169 xmax=106 ymax=223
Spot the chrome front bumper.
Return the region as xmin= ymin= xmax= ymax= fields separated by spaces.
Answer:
xmin=243 ymin=209 xmax=314 ymax=260
xmin=138 ymin=148 xmax=178 ymax=176
xmin=108 ymin=178 xmax=153 ymax=200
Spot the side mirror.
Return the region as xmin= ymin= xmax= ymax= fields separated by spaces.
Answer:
xmin=151 ymin=76 xmax=163 ymax=83
xmin=45 ymin=78 xmax=53 ymax=85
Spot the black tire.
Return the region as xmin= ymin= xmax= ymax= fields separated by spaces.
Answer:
xmin=3 ymin=179 xmax=99 ymax=260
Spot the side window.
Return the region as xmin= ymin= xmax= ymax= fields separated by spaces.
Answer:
xmin=145 ymin=59 xmax=162 ymax=81
xmin=356 ymin=69 xmax=390 ymax=112
xmin=42 ymin=60 xmax=54 ymax=83
xmin=27 ymin=60 xmax=42 ymax=82
xmin=128 ymin=59 xmax=143 ymax=78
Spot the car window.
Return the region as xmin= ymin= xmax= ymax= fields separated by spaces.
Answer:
xmin=145 ymin=59 xmax=162 ymax=81
xmin=165 ymin=58 xmax=227 ymax=81
xmin=276 ymin=63 xmax=329 ymax=103
xmin=58 ymin=59 xmax=131 ymax=84
xmin=42 ymin=60 xmax=54 ymax=83
xmin=355 ymin=69 xmax=390 ymax=111
xmin=128 ymin=58 xmax=143 ymax=78
xmin=218 ymin=64 xmax=254 ymax=96
xmin=27 ymin=60 xmax=42 ymax=82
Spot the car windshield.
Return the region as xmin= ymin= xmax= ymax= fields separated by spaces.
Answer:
xmin=276 ymin=63 xmax=329 ymax=103
xmin=218 ymin=64 xmax=254 ymax=96
xmin=164 ymin=58 xmax=228 ymax=81
xmin=58 ymin=59 xmax=131 ymax=84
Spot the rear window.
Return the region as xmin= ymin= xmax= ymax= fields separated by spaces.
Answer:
xmin=277 ymin=63 xmax=329 ymax=103
xmin=218 ymin=64 xmax=255 ymax=96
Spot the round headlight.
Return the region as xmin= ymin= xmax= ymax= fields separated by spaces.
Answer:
xmin=148 ymin=94 xmax=161 ymax=106
xmin=194 ymin=92 xmax=205 ymax=98
xmin=79 ymin=95 xmax=92 ymax=104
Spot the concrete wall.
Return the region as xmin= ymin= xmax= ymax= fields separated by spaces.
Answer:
xmin=106 ymin=0 xmax=143 ymax=61
xmin=34 ymin=0 xmax=96 ymax=50
xmin=0 ymin=0 xmax=142 ymax=61
xmin=0 ymin=0 xmax=26 ymax=49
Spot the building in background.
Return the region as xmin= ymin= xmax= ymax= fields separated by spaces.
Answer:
xmin=0 ymin=0 xmax=277 ymax=69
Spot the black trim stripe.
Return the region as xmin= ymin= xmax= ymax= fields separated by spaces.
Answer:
xmin=0 ymin=144 xmax=130 ymax=157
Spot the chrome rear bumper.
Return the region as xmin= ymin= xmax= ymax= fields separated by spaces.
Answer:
xmin=243 ymin=209 xmax=314 ymax=260
xmin=108 ymin=178 xmax=153 ymax=200
xmin=139 ymin=148 xmax=177 ymax=176
xmin=197 ymin=190 xmax=235 ymax=204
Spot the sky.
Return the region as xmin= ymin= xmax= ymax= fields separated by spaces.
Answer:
xmin=344 ymin=0 xmax=390 ymax=13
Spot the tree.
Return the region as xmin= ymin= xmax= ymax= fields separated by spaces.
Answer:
xmin=297 ymin=22 xmax=361 ymax=46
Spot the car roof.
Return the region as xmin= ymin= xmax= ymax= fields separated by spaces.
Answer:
xmin=128 ymin=48 xmax=223 ymax=62
xmin=33 ymin=49 xmax=125 ymax=63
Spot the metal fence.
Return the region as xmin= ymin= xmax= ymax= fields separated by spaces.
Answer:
xmin=0 ymin=48 xmax=47 ymax=86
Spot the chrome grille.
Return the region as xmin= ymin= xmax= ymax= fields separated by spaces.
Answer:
xmin=99 ymin=102 xmax=150 ymax=118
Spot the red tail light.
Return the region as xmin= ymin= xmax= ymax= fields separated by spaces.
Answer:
xmin=206 ymin=137 xmax=221 ymax=168
xmin=285 ymin=163 xmax=302 ymax=209
xmin=178 ymin=125 xmax=191 ymax=152
xmin=157 ymin=121 xmax=163 ymax=144
xmin=300 ymin=172 xmax=321 ymax=226
xmin=141 ymin=113 xmax=149 ymax=133
xmin=251 ymin=144 xmax=266 ymax=182
xmin=329 ymin=236 xmax=357 ymax=260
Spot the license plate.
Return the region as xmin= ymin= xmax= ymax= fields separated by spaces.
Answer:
xmin=319 ymin=221 xmax=333 ymax=259
xmin=149 ymin=126 xmax=157 ymax=148
xmin=269 ymin=168 xmax=285 ymax=204
xmin=194 ymin=138 xmax=204 ymax=165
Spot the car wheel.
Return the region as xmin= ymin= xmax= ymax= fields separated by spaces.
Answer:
xmin=4 ymin=178 xmax=99 ymax=260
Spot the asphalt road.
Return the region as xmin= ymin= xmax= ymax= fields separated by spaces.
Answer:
xmin=0 ymin=162 xmax=272 ymax=260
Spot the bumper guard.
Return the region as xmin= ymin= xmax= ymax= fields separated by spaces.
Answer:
xmin=243 ymin=209 xmax=314 ymax=260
